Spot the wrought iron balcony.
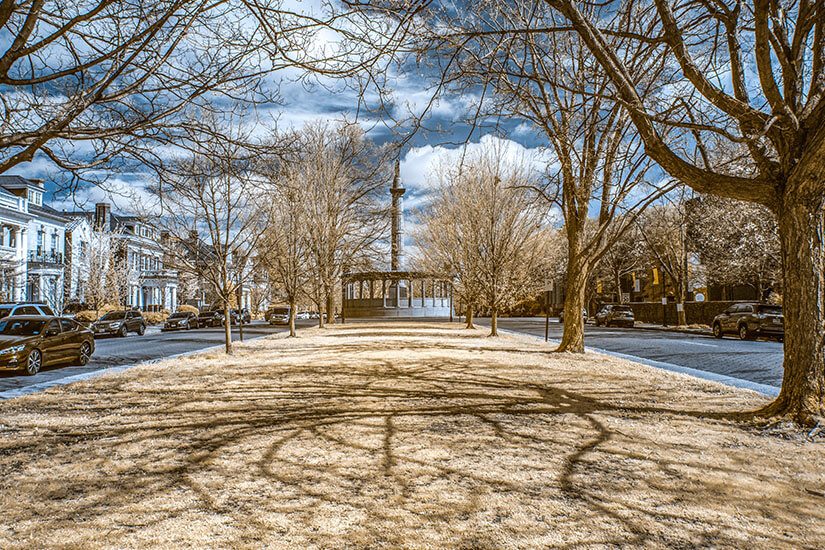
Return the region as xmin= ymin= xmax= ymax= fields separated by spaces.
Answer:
xmin=28 ymin=250 xmax=64 ymax=265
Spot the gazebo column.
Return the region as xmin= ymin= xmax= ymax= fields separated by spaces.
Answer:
xmin=409 ymin=279 xmax=414 ymax=308
xmin=432 ymin=280 xmax=436 ymax=307
xmin=382 ymin=280 xmax=387 ymax=308
xmin=395 ymin=279 xmax=401 ymax=310
xmin=370 ymin=279 xmax=374 ymax=301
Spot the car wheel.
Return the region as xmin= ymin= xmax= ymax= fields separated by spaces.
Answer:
xmin=78 ymin=342 xmax=92 ymax=366
xmin=137 ymin=324 xmax=145 ymax=335
xmin=738 ymin=324 xmax=751 ymax=340
xmin=25 ymin=349 xmax=42 ymax=375
xmin=713 ymin=323 xmax=723 ymax=339
xmin=119 ymin=325 xmax=128 ymax=337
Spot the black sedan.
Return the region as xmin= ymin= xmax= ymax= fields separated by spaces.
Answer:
xmin=0 ymin=315 xmax=95 ymax=375
xmin=197 ymin=310 xmax=225 ymax=328
xmin=162 ymin=311 xmax=198 ymax=331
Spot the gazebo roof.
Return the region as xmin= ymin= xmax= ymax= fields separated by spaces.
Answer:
xmin=343 ymin=271 xmax=447 ymax=283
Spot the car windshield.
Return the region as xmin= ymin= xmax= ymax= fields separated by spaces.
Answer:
xmin=757 ymin=305 xmax=783 ymax=315
xmin=271 ymin=307 xmax=290 ymax=315
xmin=170 ymin=313 xmax=188 ymax=319
xmin=0 ymin=319 xmax=45 ymax=336
xmin=0 ymin=306 xmax=12 ymax=318
xmin=101 ymin=311 xmax=126 ymax=320
xmin=614 ymin=306 xmax=633 ymax=312
xmin=200 ymin=311 xmax=217 ymax=316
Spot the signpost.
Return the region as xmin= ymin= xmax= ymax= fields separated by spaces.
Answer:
xmin=545 ymin=290 xmax=550 ymax=342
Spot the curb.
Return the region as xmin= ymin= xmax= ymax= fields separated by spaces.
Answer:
xmin=486 ymin=325 xmax=779 ymax=397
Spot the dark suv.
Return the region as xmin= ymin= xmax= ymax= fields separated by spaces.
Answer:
xmin=91 ymin=310 xmax=147 ymax=337
xmin=712 ymin=303 xmax=784 ymax=340
xmin=594 ymin=305 xmax=635 ymax=328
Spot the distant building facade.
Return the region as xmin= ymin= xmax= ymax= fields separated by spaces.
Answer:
xmin=67 ymin=203 xmax=178 ymax=311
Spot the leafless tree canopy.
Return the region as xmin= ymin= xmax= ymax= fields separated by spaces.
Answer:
xmin=415 ymin=144 xmax=553 ymax=336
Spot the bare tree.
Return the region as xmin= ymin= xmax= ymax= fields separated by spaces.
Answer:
xmin=635 ymin=189 xmax=695 ymax=325
xmin=595 ymin=222 xmax=644 ymax=304
xmin=513 ymin=0 xmax=825 ymax=423
xmin=688 ymin=195 xmax=781 ymax=299
xmin=144 ymin=115 xmax=263 ymax=354
xmin=0 ymin=1 xmax=279 ymax=190
xmin=416 ymin=144 xmax=551 ymax=336
xmin=256 ymin=162 xmax=312 ymax=337
xmin=291 ymin=122 xmax=389 ymax=328
xmin=336 ymin=0 xmax=673 ymax=351
xmin=78 ymin=226 xmax=130 ymax=319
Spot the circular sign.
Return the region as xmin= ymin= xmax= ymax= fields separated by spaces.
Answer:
xmin=695 ymin=293 xmax=705 ymax=302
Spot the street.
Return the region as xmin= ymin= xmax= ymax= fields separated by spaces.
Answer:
xmin=0 ymin=320 xmax=317 ymax=399
xmin=478 ymin=317 xmax=784 ymax=394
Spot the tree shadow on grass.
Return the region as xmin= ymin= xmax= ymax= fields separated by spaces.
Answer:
xmin=0 ymin=325 xmax=820 ymax=549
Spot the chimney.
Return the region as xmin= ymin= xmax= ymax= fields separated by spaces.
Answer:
xmin=94 ymin=202 xmax=111 ymax=231
xmin=160 ymin=231 xmax=170 ymax=246
xmin=189 ymin=229 xmax=198 ymax=243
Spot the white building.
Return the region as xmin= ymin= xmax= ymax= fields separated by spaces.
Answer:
xmin=0 ymin=176 xmax=69 ymax=311
xmin=67 ymin=203 xmax=178 ymax=311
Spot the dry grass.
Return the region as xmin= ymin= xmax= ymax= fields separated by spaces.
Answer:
xmin=0 ymin=322 xmax=823 ymax=549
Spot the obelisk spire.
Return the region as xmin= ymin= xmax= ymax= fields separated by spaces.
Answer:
xmin=390 ymin=157 xmax=405 ymax=271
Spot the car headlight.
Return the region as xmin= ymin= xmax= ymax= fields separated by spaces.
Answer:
xmin=110 ymin=321 xmax=122 ymax=327
xmin=0 ymin=344 xmax=25 ymax=355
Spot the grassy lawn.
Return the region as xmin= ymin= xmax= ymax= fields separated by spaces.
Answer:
xmin=0 ymin=322 xmax=822 ymax=549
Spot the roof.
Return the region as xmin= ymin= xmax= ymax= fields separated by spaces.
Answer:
xmin=28 ymin=202 xmax=69 ymax=224
xmin=0 ymin=175 xmax=44 ymax=189
xmin=64 ymin=210 xmax=137 ymax=234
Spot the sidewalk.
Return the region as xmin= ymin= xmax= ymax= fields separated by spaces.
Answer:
xmin=0 ymin=322 xmax=821 ymax=549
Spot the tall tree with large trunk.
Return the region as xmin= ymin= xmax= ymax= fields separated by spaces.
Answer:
xmin=539 ymin=0 xmax=825 ymax=424
xmin=333 ymin=0 xmax=673 ymax=351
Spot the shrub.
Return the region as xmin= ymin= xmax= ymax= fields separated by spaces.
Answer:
xmin=74 ymin=304 xmax=122 ymax=323
xmin=143 ymin=310 xmax=170 ymax=325
xmin=178 ymin=304 xmax=199 ymax=315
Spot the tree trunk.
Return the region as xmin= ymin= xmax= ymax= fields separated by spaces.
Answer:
xmin=223 ymin=298 xmax=232 ymax=355
xmin=759 ymin=195 xmax=825 ymax=425
xmin=490 ymin=308 xmax=498 ymax=336
xmin=288 ymin=296 xmax=297 ymax=337
xmin=557 ymin=260 xmax=589 ymax=353
xmin=615 ymin=271 xmax=624 ymax=303
xmin=465 ymin=302 xmax=475 ymax=329
xmin=326 ymin=293 xmax=335 ymax=326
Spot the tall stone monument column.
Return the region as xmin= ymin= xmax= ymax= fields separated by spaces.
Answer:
xmin=390 ymin=158 xmax=405 ymax=271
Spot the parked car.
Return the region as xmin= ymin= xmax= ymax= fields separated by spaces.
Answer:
xmin=91 ymin=310 xmax=146 ymax=337
xmin=162 ymin=311 xmax=198 ymax=331
xmin=712 ymin=303 xmax=784 ymax=340
xmin=594 ymin=305 xmax=635 ymax=328
xmin=0 ymin=302 xmax=56 ymax=319
xmin=231 ymin=308 xmax=251 ymax=324
xmin=268 ymin=306 xmax=290 ymax=325
xmin=0 ymin=315 xmax=95 ymax=375
xmin=296 ymin=311 xmax=310 ymax=320
xmin=197 ymin=310 xmax=225 ymax=328
xmin=558 ymin=309 xmax=587 ymax=323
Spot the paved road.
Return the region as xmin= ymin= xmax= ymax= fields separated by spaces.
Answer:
xmin=477 ymin=317 xmax=784 ymax=393
xmin=0 ymin=320 xmax=317 ymax=397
